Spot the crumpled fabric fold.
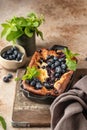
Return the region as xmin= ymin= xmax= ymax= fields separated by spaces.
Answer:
xmin=50 ymin=75 xmax=87 ymax=130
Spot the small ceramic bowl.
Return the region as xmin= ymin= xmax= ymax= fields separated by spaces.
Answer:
xmin=0 ymin=44 xmax=27 ymax=70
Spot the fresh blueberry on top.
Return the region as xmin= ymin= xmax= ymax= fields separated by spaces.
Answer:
xmin=53 ymin=56 xmax=58 ymax=61
xmin=47 ymin=61 xmax=52 ymax=67
xmin=55 ymin=66 xmax=62 ymax=73
xmin=59 ymin=57 xmax=65 ymax=62
xmin=34 ymin=78 xmax=40 ymax=82
xmin=54 ymin=73 xmax=60 ymax=78
xmin=30 ymin=80 xmax=36 ymax=87
xmin=43 ymin=82 xmax=51 ymax=89
xmin=61 ymin=63 xmax=67 ymax=70
xmin=35 ymin=82 xmax=42 ymax=89
xmin=54 ymin=61 xmax=60 ymax=67
xmin=51 ymin=63 xmax=55 ymax=69
xmin=49 ymin=58 xmax=54 ymax=64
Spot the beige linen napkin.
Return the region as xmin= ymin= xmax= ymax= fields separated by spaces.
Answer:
xmin=50 ymin=75 xmax=87 ymax=130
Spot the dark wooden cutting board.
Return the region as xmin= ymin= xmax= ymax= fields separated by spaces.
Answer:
xmin=12 ymin=68 xmax=87 ymax=128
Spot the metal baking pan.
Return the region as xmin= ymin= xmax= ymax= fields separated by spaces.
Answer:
xmin=21 ymin=45 xmax=75 ymax=104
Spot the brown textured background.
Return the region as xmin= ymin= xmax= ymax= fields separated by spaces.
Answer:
xmin=0 ymin=0 xmax=87 ymax=130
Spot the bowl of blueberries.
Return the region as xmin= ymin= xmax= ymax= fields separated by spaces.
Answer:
xmin=0 ymin=44 xmax=27 ymax=70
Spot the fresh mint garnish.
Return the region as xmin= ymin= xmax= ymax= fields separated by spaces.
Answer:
xmin=22 ymin=66 xmax=40 ymax=80
xmin=63 ymin=48 xmax=79 ymax=71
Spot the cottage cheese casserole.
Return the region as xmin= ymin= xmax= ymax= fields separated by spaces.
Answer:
xmin=22 ymin=47 xmax=77 ymax=97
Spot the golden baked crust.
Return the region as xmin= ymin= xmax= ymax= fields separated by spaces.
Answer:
xmin=22 ymin=48 xmax=74 ymax=96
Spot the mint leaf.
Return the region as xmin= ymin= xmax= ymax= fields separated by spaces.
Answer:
xmin=1 ymin=23 xmax=11 ymax=38
xmin=6 ymin=30 xmax=23 ymax=41
xmin=63 ymin=48 xmax=79 ymax=71
xmin=1 ymin=12 xmax=44 ymax=42
xmin=33 ymin=21 xmax=39 ymax=27
xmin=66 ymin=59 xmax=77 ymax=71
xmin=1 ymin=28 xmax=11 ymax=38
xmin=22 ymin=66 xmax=40 ymax=80
xmin=24 ymin=27 xmax=33 ymax=37
xmin=0 ymin=116 xmax=6 ymax=130
xmin=36 ymin=29 xmax=43 ymax=40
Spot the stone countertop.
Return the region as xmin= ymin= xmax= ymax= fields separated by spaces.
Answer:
xmin=0 ymin=0 xmax=87 ymax=130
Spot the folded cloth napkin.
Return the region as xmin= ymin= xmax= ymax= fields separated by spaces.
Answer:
xmin=50 ymin=75 xmax=87 ymax=130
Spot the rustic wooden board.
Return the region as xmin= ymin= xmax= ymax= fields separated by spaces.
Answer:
xmin=12 ymin=69 xmax=87 ymax=128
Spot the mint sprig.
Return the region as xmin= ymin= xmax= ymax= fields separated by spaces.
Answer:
xmin=22 ymin=66 xmax=40 ymax=80
xmin=0 ymin=116 xmax=6 ymax=130
xmin=1 ymin=13 xmax=45 ymax=43
xmin=63 ymin=48 xmax=79 ymax=71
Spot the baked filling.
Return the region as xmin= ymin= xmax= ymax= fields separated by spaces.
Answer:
xmin=22 ymin=48 xmax=75 ymax=96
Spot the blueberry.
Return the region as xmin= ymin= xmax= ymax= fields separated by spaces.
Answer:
xmin=12 ymin=54 xmax=16 ymax=60
xmin=49 ymin=58 xmax=54 ymax=64
xmin=1 ymin=52 xmax=6 ymax=58
xmin=46 ymin=55 xmax=51 ymax=60
xmin=47 ymin=61 xmax=52 ymax=67
xmin=16 ymin=54 xmax=22 ymax=61
xmin=53 ymin=56 xmax=58 ymax=61
xmin=59 ymin=58 xmax=65 ymax=62
xmin=61 ymin=64 xmax=67 ymax=69
xmin=51 ymin=63 xmax=55 ymax=69
xmin=16 ymin=53 xmax=22 ymax=61
xmin=30 ymin=80 xmax=36 ymax=87
xmin=10 ymin=47 xmax=14 ymax=52
xmin=8 ymin=55 xmax=13 ymax=60
xmin=55 ymin=66 xmax=62 ymax=73
xmin=43 ymin=82 xmax=50 ymax=89
xmin=1 ymin=52 xmax=8 ymax=59
xmin=13 ymin=50 xmax=18 ymax=56
xmin=34 ymin=78 xmax=40 ymax=82
xmin=7 ymin=73 xmax=13 ymax=78
xmin=35 ymin=82 xmax=42 ymax=89
xmin=55 ymin=73 xmax=60 ymax=78
xmin=7 ymin=49 xmax=12 ymax=55
xmin=3 ymin=76 xmax=10 ymax=82
xmin=62 ymin=69 xmax=66 ymax=74
xmin=18 ymin=53 xmax=22 ymax=58
xmin=54 ymin=61 xmax=60 ymax=67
